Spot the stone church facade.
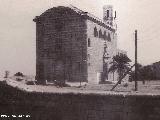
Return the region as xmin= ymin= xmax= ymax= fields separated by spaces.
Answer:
xmin=33 ymin=5 xmax=121 ymax=84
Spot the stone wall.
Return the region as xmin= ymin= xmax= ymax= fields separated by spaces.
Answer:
xmin=34 ymin=7 xmax=88 ymax=83
xmin=34 ymin=6 xmax=119 ymax=84
xmin=86 ymin=19 xmax=117 ymax=84
xmin=1 ymin=82 xmax=160 ymax=120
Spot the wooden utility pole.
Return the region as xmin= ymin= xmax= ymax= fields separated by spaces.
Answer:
xmin=135 ymin=30 xmax=138 ymax=91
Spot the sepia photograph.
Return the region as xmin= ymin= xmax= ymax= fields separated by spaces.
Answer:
xmin=0 ymin=0 xmax=160 ymax=120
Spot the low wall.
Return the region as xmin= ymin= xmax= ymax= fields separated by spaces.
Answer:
xmin=0 ymin=82 xmax=160 ymax=120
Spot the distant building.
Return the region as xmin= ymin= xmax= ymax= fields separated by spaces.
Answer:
xmin=33 ymin=5 xmax=126 ymax=84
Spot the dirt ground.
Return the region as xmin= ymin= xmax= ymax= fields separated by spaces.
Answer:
xmin=68 ymin=80 xmax=160 ymax=94
xmin=2 ymin=78 xmax=160 ymax=95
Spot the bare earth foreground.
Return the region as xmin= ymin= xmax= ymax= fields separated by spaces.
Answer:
xmin=1 ymin=78 xmax=160 ymax=120
xmin=1 ymin=78 xmax=160 ymax=96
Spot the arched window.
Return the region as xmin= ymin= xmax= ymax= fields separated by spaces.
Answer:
xmin=107 ymin=33 xmax=111 ymax=41
xmin=88 ymin=38 xmax=91 ymax=47
xmin=99 ymin=29 xmax=102 ymax=38
xmin=107 ymin=10 xmax=109 ymax=18
xmin=94 ymin=27 xmax=98 ymax=37
xmin=103 ymin=31 xmax=107 ymax=40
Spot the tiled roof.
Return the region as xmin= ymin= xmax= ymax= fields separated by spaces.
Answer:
xmin=34 ymin=5 xmax=115 ymax=32
xmin=69 ymin=5 xmax=115 ymax=31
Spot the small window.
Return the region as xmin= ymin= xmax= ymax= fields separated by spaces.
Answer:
xmin=88 ymin=38 xmax=91 ymax=47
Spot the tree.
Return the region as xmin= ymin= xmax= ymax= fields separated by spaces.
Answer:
xmin=109 ymin=54 xmax=131 ymax=84
xmin=14 ymin=72 xmax=24 ymax=77
xmin=129 ymin=63 xmax=143 ymax=81
xmin=129 ymin=63 xmax=146 ymax=84
xmin=129 ymin=64 xmax=155 ymax=84
xmin=142 ymin=65 xmax=154 ymax=80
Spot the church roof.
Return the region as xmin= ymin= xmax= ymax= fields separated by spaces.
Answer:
xmin=34 ymin=5 xmax=115 ymax=32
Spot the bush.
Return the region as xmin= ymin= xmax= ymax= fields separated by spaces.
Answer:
xmin=14 ymin=72 xmax=24 ymax=77
xmin=26 ymin=81 xmax=36 ymax=85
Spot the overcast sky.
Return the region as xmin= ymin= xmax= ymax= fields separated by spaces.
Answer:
xmin=0 ymin=0 xmax=160 ymax=76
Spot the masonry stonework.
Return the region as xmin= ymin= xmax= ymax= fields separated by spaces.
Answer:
xmin=34 ymin=7 xmax=88 ymax=84
xmin=86 ymin=19 xmax=117 ymax=84
xmin=34 ymin=5 xmax=121 ymax=84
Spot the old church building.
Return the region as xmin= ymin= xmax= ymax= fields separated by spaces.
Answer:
xmin=33 ymin=5 xmax=121 ymax=84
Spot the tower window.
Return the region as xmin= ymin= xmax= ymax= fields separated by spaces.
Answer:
xmin=88 ymin=38 xmax=91 ymax=47
xmin=107 ymin=10 xmax=109 ymax=18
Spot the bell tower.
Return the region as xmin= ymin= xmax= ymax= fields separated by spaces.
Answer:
xmin=103 ymin=5 xmax=116 ymax=27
